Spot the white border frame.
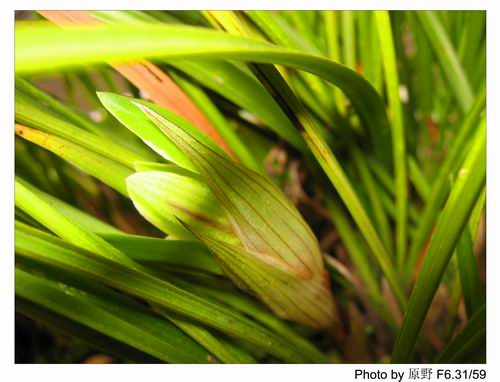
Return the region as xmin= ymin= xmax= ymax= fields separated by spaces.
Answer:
xmin=1 ymin=2 xmax=498 ymax=381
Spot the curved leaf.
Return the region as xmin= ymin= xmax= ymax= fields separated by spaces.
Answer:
xmin=15 ymin=22 xmax=392 ymax=167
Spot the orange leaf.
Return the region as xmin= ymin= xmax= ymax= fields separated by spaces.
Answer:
xmin=36 ymin=10 xmax=235 ymax=158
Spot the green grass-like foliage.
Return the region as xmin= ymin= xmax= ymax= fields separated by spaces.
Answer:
xmin=14 ymin=10 xmax=485 ymax=363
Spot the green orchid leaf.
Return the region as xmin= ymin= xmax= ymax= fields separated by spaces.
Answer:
xmin=99 ymin=233 xmax=222 ymax=275
xmin=435 ymin=303 xmax=486 ymax=363
xmin=392 ymin=118 xmax=486 ymax=363
xmin=167 ymin=273 xmax=328 ymax=363
xmin=15 ymin=178 xmax=135 ymax=267
xmin=406 ymin=86 xmax=486 ymax=282
xmin=15 ymin=78 xmax=106 ymax=137
xmin=417 ymin=11 xmax=474 ymax=112
xmin=161 ymin=310 xmax=256 ymax=363
xmin=16 ymin=267 xmax=215 ymax=364
xmin=375 ymin=11 xmax=408 ymax=270
xmin=15 ymin=124 xmax=133 ymax=196
xmin=16 ymin=177 xmax=123 ymax=235
xmin=16 ymin=84 xmax=148 ymax=168
xmin=16 ymin=298 xmax=161 ymax=363
xmin=456 ymin=228 xmax=485 ymax=318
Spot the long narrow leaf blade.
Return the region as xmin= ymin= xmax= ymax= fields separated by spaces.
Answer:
xmin=15 ymin=178 xmax=135 ymax=267
xmin=456 ymin=228 xmax=485 ymax=317
xmin=16 ymin=268 xmax=215 ymax=363
xmin=434 ymin=303 xmax=486 ymax=363
xmin=375 ymin=11 xmax=408 ymax=269
xmin=417 ymin=11 xmax=474 ymax=112
xmin=15 ymin=124 xmax=133 ymax=196
xmin=392 ymin=118 xmax=486 ymax=363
